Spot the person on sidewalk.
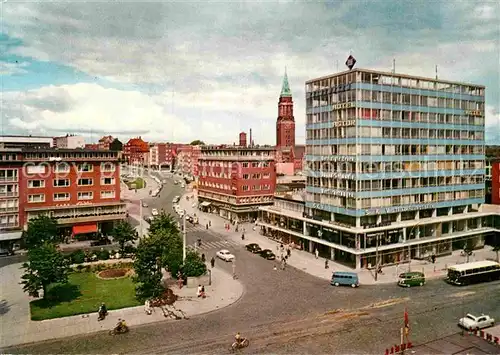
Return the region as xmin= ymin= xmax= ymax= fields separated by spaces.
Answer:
xmin=144 ymin=299 xmax=152 ymax=315
xmin=201 ymin=253 xmax=206 ymax=263
xmin=315 ymin=249 xmax=319 ymax=259
xmin=210 ymin=256 xmax=215 ymax=268
xmin=197 ymin=285 xmax=203 ymax=297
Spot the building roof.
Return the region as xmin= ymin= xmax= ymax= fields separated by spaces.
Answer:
xmin=201 ymin=144 xmax=275 ymax=151
xmin=306 ymin=68 xmax=486 ymax=88
xmin=280 ymin=69 xmax=292 ymax=98
xmin=21 ymin=147 xmax=117 ymax=154
xmin=125 ymin=137 xmax=149 ymax=152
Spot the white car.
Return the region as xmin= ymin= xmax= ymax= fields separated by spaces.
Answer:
xmin=458 ymin=313 xmax=495 ymax=330
xmin=151 ymin=208 xmax=158 ymax=216
xmin=216 ymin=249 xmax=235 ymax=262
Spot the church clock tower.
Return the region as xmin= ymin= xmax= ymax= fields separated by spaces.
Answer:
xmin=276 ymin=69 xmax=295 ymax=159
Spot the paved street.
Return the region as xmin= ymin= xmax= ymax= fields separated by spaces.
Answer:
xmin=4 ymin=174 xmax=500 ymax=354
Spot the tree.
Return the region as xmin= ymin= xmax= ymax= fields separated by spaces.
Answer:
xmin=21 ymin=242 xmax=70 ymax=299
xmin=133 ymin=214 xmax=184 ymax=301
xmin=24 ymin=215 xmax=60 ymax=249
xmin=189 ymin=140 xmax=205 ymax=146
xmin=462 ymin=239 xmax=476 ymax=263
xmin=110 ymin=138 xmax=123 ymax=151
xmin=181 ymin=251 xmax=207 ymax=277
xmin=112 ymin=220 xmax=138 ymax=254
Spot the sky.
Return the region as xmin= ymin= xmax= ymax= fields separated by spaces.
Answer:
xmin=1 ymin=0 xmax=499 ymax=145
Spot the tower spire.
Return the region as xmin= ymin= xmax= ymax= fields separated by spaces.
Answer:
xmin=280 ymin=69 xmax=292 ymax=98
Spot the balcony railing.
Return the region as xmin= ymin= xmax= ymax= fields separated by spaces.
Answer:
xmin=0 ymin=192 xmax=19 ymax=198
xmin=0 ymin=207 xmax=19 ymax=213
xmin=0 ymin=222 xmax=19 ymax=228
xmin=0 ymin=176 xmax=18 ymax=182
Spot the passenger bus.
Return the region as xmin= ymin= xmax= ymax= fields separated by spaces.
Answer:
xmin=446 ymin=260 xmax=500 ymax=286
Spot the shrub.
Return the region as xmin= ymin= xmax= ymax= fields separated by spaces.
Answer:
xmin=97 ymin=249 xmax=110 ymax=261
xmin=123 ymin=245 xmax=136 ymax=254
xmin=181 ymin=251 xmax=207 ymax=277
xmin=70 ymin=249 xmax=86 ymax=264
xmin=75 ymin=264 xmax=85 ymax=272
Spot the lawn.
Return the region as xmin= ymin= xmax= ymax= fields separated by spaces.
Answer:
xmin=126 ymin=177 xmax=146 ymax=189
xmin=30 ymin=272 xmax=141 ymax=321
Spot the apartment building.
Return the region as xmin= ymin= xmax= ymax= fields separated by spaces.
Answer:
xmin=259 ymin=68 xmax=492 ymax=269
xmin=0 ymin=147 xmax=126 ymax=251
xmin=53 ymin=134 xmax=85 ymax=149
xmin=176 ymin=145 xmax=201 ymax=177
xmin=198 ymin=145 xmax=276 ymax=221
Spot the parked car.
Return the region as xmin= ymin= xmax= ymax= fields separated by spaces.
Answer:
xmin=331 ymin=271 xmax=359 ymax=288
xmin=458 ymin=314 xmax=495 ymax=330
xmin=245 ymin=243 xmax=262 ymax=253
xmin=216 ymin=249 xmax=235 ymax=262
xmin=259 ymin=249 xmax=276 ymax=260
xmin=142 ymin=201 xmax=148 ymax=208
xmin=398 ymin=272 xmax=425 ymax=287
xmin=151 ymin=208 xmax=158 ymax=216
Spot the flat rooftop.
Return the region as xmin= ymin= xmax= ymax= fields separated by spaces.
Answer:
xmin=201 ymin=145 xmax=275 ymax=151
xmin=306 ymin=68 xmax=485 ymax=88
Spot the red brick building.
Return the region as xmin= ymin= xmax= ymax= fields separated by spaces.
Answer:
xmin=176 ymin=144 xmax=201 ymax=177
xmin=491 ymin=161 xmax=500 ymax=205
xmin=276 ymin=70 xmax=296 ymax=164
xmin=124 ymin=137 xmax=149 ymax=165
xmin=149 ymin=143 xmax=179 ymax=170
xmin=98 ymin=135 xmax=114 ymax=150
xmin=197 ymin=145 xmax=276 ymax=222
xmin=84 ymin=144 xmax=99 ymax=150
xmin=0 ymin=147 xmax=126 ymax=248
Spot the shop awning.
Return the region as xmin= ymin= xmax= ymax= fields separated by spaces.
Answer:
xmin=0 ymin=231 xmax=22 ymax=242
xmin=72 ymin=224 xmax=98 ymax=235
xmin=200 ymin=201 xmax=211 ymax=207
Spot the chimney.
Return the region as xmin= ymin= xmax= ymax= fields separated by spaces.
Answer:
xmin=249 ymin=129 xmax=252 ymax=147
xmin=239 ymin=132 xmax=247 ymax=147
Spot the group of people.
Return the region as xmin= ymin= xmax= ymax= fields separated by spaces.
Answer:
xmin=197 ymin=285 xmax=206 ymax=298
xmin=97 ymin=303 xmax=128 ymax=333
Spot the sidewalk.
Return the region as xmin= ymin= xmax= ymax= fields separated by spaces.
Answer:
xmin=0 ymin=263 xmax=243 ymax=349
xmin=179 ymin=193 xmax=499 ymax=285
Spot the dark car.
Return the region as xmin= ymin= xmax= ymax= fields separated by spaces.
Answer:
xmin=259 ymin=249 xmax=276 ymax=260
xmin=245 ymin=243 xmax=262 ymax=253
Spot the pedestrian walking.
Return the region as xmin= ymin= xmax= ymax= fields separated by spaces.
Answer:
xmin=315 ymin=249 xmax=319 ymax=259
xmin=281 ymin=259 xmax=286 ymax=270
xmin=210 ymin=256 xmax=215 ymax=268
xmin=209 ymin=220 xmax=211 ymax=227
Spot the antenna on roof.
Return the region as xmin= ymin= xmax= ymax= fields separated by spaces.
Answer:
xmin=435 ymin=65 xmax=438 ymax=80
xmin=392 ymin=58 xmax=396 ymax=74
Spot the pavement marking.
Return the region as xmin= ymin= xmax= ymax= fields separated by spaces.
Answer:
xmin=361 ymin=297 xmax=410 ymax=310
xmin=448 ymin=291 xmax=476 ymax=298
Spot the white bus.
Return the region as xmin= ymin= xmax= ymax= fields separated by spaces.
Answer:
xmin=446 ymin=260 xmax=500 ymax=286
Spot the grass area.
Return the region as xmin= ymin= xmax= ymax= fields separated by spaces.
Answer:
xmin=30 ymin=272 xmax=141 ymax=321
xmin=126 ymin=177 xmax=146 ymax=189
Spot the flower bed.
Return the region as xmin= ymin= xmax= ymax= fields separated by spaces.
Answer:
xmin=97 ymin=268 xmax=133 ymax=280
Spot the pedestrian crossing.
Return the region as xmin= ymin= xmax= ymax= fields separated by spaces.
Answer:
xmin=187 ymin=239 xmax=240 ymax=251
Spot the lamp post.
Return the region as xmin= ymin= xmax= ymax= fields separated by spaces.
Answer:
xmin=139 ymin=199 xmax=143 ymax=238
xmin=182 ymin=210 xmax=187 ymax=261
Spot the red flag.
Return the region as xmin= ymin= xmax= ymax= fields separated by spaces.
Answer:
xmin=404 ymin=308 xmax=409 ymax=327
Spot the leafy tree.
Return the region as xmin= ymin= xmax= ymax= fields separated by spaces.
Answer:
xmin=181 ymin=251 xmax=207 ymax=277
xmin=112 ymin=220 xmax=138 ymax=253
xmin=133 ymin=214 xmax=184 ymax=301
xmin=189 ymin=140 xmax=205 ymax=146
xmin=21 ymin=242 xmax=70 ymax=299
xmin=109 ymin=138 xmax=123 ymax=151
xmin=24 ymin=215 xmax=60 ymax=249
xmin=133 ymin=237 xmax=164 ymax=301
xmin=462 ymin=239 xmax=476 ymax=263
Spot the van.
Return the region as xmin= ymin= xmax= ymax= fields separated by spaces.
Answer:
xmin=398 ymin=272 xmax=425 ymax=287
xmin=331 ymin=272 xmax=359 ymax=288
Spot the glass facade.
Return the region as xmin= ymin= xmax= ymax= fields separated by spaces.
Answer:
xmin=304 ymin=69 xmax=486 ymax=226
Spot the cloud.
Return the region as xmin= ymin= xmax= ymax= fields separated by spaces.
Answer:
xmin=0 ymin=60 xmax=29 ymax=75
xmin=1 ymin=0 xmax=499 ymax=143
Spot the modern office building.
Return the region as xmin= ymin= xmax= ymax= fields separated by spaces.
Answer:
xmin=197 ymin=144 xmax=276 ymax=221
xmin=259 ymin=68 xmax=493 ymax=269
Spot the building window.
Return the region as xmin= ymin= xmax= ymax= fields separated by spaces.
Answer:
xmin=28 ymin=180 xmax=45 ymax=188
xmin=263 ymin=173 xmax=271 ymax=179
xmin=101 ymin=162 xmax=116 ymax=172
xmin=242 ymin=185 xmax=249 ymax=191
xmin=101 ymin=190 xmax=115 ymax=199
xmin=78 ymin=163 xmax=93 ymax=172
xmin=53 ymin=179 xmax=70 ymax=187
xmin=101 ymin=177 xmax=115 ymax=185
xmin=242 ymin=163 xmax=249 ymax=168
xmin=78 ymin=191 xmax=93 ymax=200
xmin=243 ymin=174 xmax=249 ymax=179
xmin=78 ymin=178 xmax=93 ymax=186
xmin=252 ymin=185 xmax=260 ymax=191
xmin=55 ymin=162 xmax=70 ymax=173
xmin=53 ymin=193 xmax=70 ymax=201
xmin=28 ymin=194 xmax=45 ymax=203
